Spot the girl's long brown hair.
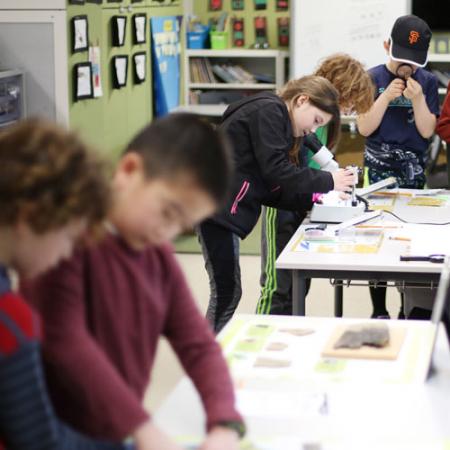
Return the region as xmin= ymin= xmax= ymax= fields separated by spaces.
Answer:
xmin=279 ymin=75 xmax=341 ymax=163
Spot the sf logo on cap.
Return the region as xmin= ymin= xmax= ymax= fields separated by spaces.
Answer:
xmin=409 ymin=30 xmax=420 ymax=44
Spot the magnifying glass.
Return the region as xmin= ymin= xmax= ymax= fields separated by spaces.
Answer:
xmin=396 ymin=63 xmax=414 ymax=80
xmin=400 ymin=254 xmax=445 ymax=263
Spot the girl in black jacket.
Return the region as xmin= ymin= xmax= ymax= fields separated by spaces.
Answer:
xmin=198 ymin=75 xmax=355 ymax=332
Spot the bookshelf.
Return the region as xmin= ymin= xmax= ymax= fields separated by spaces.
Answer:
xmin=183 ymin=49 xmax=289 ymax=115
xmin=428 ymin=53 xmax=450 ymax=95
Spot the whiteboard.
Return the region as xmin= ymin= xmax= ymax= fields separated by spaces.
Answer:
xmin=291 ymin=0 xmax=411 ymax=77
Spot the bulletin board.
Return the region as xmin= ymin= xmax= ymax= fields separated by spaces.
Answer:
xmin=290 ymin=0 xmax=411 ymax=77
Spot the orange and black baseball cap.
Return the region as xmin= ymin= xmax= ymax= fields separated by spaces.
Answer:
xmin=389 ymin=15 xmax=432 ymax=67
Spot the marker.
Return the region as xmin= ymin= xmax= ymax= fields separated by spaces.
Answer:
xmin=300 ymin=241 xmax=310 ymax=250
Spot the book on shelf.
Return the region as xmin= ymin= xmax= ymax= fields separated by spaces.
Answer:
xmin=253 ymin=72 xmax=275 ymax=84
xmin=189 ymin=58 xmax=217 ymax=83
xmin=211 ymin=64 xmax=236 ymax=83
xmin=211 ymin=64 xmax=257 ymax=84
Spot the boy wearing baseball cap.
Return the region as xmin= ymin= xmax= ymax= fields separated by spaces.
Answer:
xmin=357 ymin=14 xmax=439 ymax=319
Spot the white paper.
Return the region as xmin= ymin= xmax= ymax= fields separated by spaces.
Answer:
xmin=134 ymin=54 xmax=146 ymax=81
xmin=115 ymin=57 xmax=127 ymax=86
xmin=76 ymin=65 xmax=92 ymax=97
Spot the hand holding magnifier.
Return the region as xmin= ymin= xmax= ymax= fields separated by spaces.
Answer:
xmin=396 ymin=63 xmax=414 ymax=80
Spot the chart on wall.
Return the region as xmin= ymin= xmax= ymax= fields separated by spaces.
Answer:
xmin=291 ymin=0 xmax=411 ymax=77
xmin=150 ymin=16 xmax=181 ymax=117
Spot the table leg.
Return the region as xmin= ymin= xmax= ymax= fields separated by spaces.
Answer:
xmin=334 ymin=281 xmax=343 ymax=317
xmin=292 ymin=270 xmax=306 ymax=316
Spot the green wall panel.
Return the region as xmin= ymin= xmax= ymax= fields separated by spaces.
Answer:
xmin=67 ymin=1 xmax=184 ymax=159
xmin=68 ymin=5 xmax=106 ymax=152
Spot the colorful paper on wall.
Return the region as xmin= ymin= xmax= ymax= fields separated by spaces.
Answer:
xmin=150 ymin=16 xmax=181 ymax=117
xmin=89 ymin=45 xmax=103 ymax=97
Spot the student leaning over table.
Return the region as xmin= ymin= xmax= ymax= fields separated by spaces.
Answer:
xmin=198 ymin=75 xmax=356 ymax=332
xmin=357 ymin=14 xmax=439 ymax=320
xmin=0 ymin=119 xmax=132 ymax=450
xmin=257 ymin=53 xmax=375 ymax=316
xmin=22 ymin=114 xmax=245 ymax=450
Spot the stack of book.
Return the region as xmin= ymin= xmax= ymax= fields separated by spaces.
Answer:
xmin=189 ymin=58 xmax=259 ymax=84
xmin=189 ymin=58 xmax=217 ymax=83
xmin=211 ymin=64 xmax=256 ymax=84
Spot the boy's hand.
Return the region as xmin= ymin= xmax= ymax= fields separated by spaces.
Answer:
xmin=133 ymin=420 xmax=184 ymax=450
xmin=382 ymin=78 xmax=405 ymax=102
xmin=403 ymin=77 xmax=423 ymax=100
xmin=199 ymin=426 xmax=240 ymax=450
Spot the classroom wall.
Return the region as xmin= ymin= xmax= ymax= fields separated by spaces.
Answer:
xmin=191 ymin=0 xmax=290 ymax=50
xmin=67 ymin=2 xmax=184 ymax=158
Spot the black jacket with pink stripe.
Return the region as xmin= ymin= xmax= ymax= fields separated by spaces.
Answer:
xmin=211 ymin=92 xmax=333 ymax=238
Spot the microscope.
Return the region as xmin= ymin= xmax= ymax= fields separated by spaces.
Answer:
xmin=304 ymin=133 xmax=396 ymax=223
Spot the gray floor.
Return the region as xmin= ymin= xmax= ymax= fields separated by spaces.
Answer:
xmin=143 ymin=253 xmax=402 ymax=412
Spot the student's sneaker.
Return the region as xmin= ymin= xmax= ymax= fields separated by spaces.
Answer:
xmin=370 ymin=312 xmax=391 ymax=319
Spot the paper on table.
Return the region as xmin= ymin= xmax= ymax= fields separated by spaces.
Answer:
xmin=407 ymin=197 xmax=445 ymax=207
xmin=292 ymin=230 xmax=383 ymax=254
xmin=408 ymin=225 xmax=450 ymax=255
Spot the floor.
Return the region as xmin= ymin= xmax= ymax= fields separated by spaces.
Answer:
xmin=143 ymin=253 xmax=402 ymax=412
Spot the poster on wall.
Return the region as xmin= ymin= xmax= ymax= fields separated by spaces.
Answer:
xmin=133 ymin=52 xmax=147 ymax=83
xmin=112 ymin=16 xmax=127 ymax=47
xmin=89 ymin=45 xmax=103 ymax=97
xmin=112 ymin=55 xmax=128 ymax=88
xmin=150 ymin=16 xmax=181 ymax=117
xmin=74 ymin=62 xmax=93 ymax=101
xmin=72 ymin=15 xmax=89 ymax=53
xmin=133 ymin=13 xmax=147 ymax=44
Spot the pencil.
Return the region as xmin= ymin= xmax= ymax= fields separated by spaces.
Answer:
xmin=388 ymin=236 xmax=411 ymax=242
xmin=370 ymin=191 xmax=413 ymax=197
xmin=355 ymin=225 xmax=401 ymax=229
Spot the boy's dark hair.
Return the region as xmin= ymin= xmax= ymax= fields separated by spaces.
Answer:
xmin=124 ymin=113 xmax=233 ymax=206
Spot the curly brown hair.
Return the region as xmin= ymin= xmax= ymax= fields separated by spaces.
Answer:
xmin=314 ymin=53 xmax=375 ymax=115
xmin=0 ymin=118 xmax=110 ymax=234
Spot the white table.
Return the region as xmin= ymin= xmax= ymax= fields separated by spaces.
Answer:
xmin=155 ymin=314 xmax=450 ymax=449
xmin=277 ymin=190 xmax=450 ymax=316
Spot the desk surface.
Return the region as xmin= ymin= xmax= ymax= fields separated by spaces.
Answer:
xmin=155 ymin=314 xmax=450 ymax=449
xmin=277 ymin=189 xmax=450 ymax=274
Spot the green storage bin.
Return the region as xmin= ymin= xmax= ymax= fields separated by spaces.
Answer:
xmin=210 ymin=31 xmax=229 ymax=49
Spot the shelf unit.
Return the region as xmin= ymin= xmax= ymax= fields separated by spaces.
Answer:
xmin=427 ymin=53 xmax=450 ymax=95
xmin=183 ymin=49 xmax=289 ymax=115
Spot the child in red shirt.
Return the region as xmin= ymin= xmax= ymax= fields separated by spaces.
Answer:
xmin=24 ymin=114 xmax=245 ymax=450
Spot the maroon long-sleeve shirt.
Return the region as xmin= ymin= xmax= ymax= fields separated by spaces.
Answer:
xmin=23 ymin=232 xmax=242 ymax=440
xmin=436 ymin=81 xmax=450 ymax=143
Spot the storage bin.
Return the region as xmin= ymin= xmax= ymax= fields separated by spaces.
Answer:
xmin=210 ymin=31 xmax=229 ymax=50
xmin=187 ymin=26 xmax=210 ymax=49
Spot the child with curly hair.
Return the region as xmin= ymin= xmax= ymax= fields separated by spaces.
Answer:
xmin=0 ymin=118 xmax=130 ymax=450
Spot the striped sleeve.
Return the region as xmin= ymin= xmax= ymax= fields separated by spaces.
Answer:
xmin=0 ymin=293 xmax=133 ymax=450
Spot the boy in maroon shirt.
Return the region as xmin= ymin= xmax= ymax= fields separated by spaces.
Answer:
xmin=23 ymin=114 xmax=245 ymax=450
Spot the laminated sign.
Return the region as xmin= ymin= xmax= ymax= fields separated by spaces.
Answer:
xmin=150 ymin=16 xmax=181 ymax=117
